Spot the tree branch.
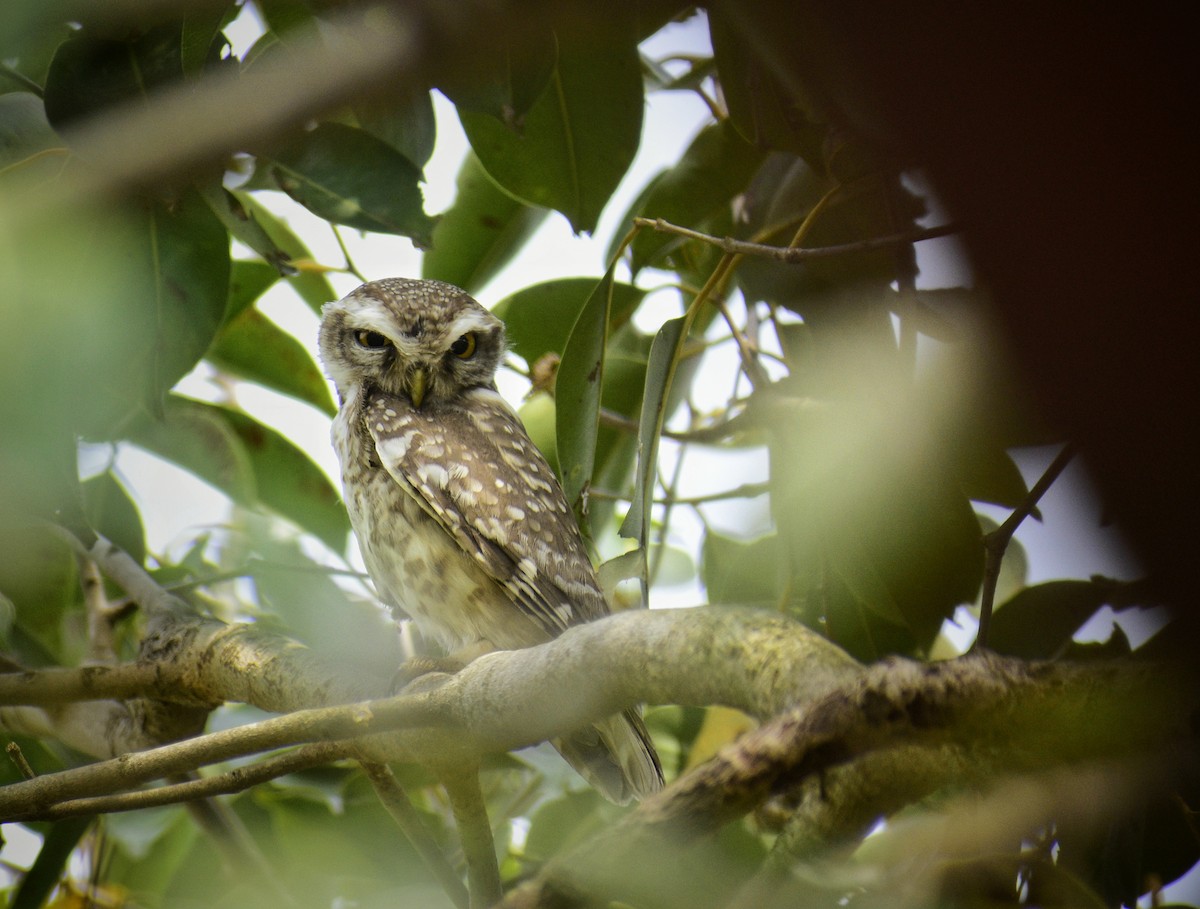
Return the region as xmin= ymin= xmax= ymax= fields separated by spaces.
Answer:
xmin=501 ymin=650 xmax=1196 ymax=907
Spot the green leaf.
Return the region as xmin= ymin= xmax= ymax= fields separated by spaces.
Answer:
xmin=0 ymin=92 xmax=62 ymax=184
xmin=127 ymin=396 xmax=348 ymax=552
xmin=767 ymin=392 xmax=984 ymax=653
xmin=267 ymin=122 xmax=436 ymax=245
xmin=247 ymin=537 xmax=399 ymax=674
xmin=524 ymin=789 xmax=614 ymax=862
xmin=225 ymin=258 xmax=281 ymax=321
xmin=86 ymin=187 xmax=231 ymax=436
xmin=0 ymin=523 xmax=78 ymax=660
xmin=555 ymin=266 xmax=617 ymax=513
xmin=236 ymin=194 xmax=338 ymax=313
xmin=181 ymin=4 xmax=237 ymax=75
xmin=459 ymin=26 xmax=643 ymax=234
xmin=421 ymin=150 xmax=548 ymax=294
xmin=611 ymin=121 xmax=765 ymax=275
xmin=354 ymin=88 xmax=437 ymax=169
xmin=207 ymin=306 xmax=336 ymax=414
xmin=198 ymin=182 xmax=295 ymax=275
xmin=82 ymin=471 xmax=146 ymax=565
xmin=619 ymin=316 xmax=685 ymax=594
xmin=701 ymin=531 xmax=783 ymax=606
xmin=437 ymin=27 xmax=556 ymax=126
xmin=492 ymin=277 xmax=645 ymax=366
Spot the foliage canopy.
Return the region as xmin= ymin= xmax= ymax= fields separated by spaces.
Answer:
xmin=1 ymin=2 xmax=1195 ymax=908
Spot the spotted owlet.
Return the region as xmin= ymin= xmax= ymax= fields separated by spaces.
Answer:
xmin=318 ymin=277 xmax=663 ymax=803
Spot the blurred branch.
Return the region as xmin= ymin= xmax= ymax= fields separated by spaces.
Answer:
xmin=973 ymin=442 xmax=1077 ymax=651
xmin=1 ymin=608 xmax=860 ymax=820
xmin=633 ymin=217 xmax=960 ymax=263
xmin=20 ymin=742 xmax=346 ymax=821
xmin=501 ymin=651 xmax=1197 ymax=908
xmin=362 ymin=761 xmax=471 ymax=909
xmin=443 ymin=766 xmax=502 ymax=909
xmin=0 ymin=60 xmax=43 ymax=95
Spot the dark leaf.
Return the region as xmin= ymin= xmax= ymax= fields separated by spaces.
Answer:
xmin=611 ymin=121 xmax=765 ymax=275
xmin=708 ymin=11 xmax=827 ymax=166
xmin=492 ymin=277 xmax=645 ymax=366
xmin=988 ymin=579 xmax=1118 ymax=659
xmin=767 ymin=389 xmax=984 ymax=653
xmin=43 ymin=23 xmax=183 ymax=127
xmin=267 ymin=122 xmax=436 ymax=245
xmin=354 ymin=87 xmax=437 ymax=169
xmin=180 ymin=4 xmax=237 ymax=75
xmin=224 ymin=258 xmax=281 ymax=321
xmin=437 ymin=27 xmax=556 ymax=126
xmin=198 ymin=182 xmax=294 ymax=275
xmin=556 ymin=266 xmax=617 ymax=513
xmin=735 ymin=154 xmax=923 ymax=307
xmin=460 ymin=26 xmax=643 ymax=234
xmin=422 ymin=150 xmax=548 ymax=294
xmin=82 ymin=471 xmax=146 ymax=565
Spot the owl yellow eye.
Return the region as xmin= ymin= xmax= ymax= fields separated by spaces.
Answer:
xmin=355 ymin=330 xmax=391 ymax=350
xmin=450 ymin=333 xmax=476 ymax=359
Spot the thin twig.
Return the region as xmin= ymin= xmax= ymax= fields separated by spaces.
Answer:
xmin=6 ymin=742 xmax=37 ymax=780
xmin=0 ymin=690 xmax=443 ymax=819
xmin=598 ymin=405 xmax=752 ymax=444
xmin=11 ymin=744 xmax=347 ymax=822
xmin=361 ymin=761 xmax=470 ymax=909
xmin=973 ymin=443 xmax=1077 ymax=651
xmin=633 ymin=217 xmax=960 ymax=263
xmin=713 ymin=296 xmax=770 ymax=389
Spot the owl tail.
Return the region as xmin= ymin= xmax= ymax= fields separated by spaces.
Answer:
xmin=554 ymin=708 xmax=664 ymax=805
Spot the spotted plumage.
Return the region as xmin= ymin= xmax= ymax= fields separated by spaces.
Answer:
xmin=319 ymin=277 xmax=662 ymax=803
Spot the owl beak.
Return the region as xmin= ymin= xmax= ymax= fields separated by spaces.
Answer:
xmin=408 ymin=367 xmax=429 ymax=409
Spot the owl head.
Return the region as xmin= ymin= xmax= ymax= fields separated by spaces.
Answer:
xmin=319 ymin=278 xmax=506 ymax=409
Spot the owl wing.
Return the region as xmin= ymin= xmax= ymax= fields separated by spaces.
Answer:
xmin=364 ymin=390 xmax=608 ymax=639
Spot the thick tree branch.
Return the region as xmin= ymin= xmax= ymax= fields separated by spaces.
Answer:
xmin=501 ymin=650 xmax=1197 ymax=908
xmin=1 ymin=608 xmax=858 ymax=819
